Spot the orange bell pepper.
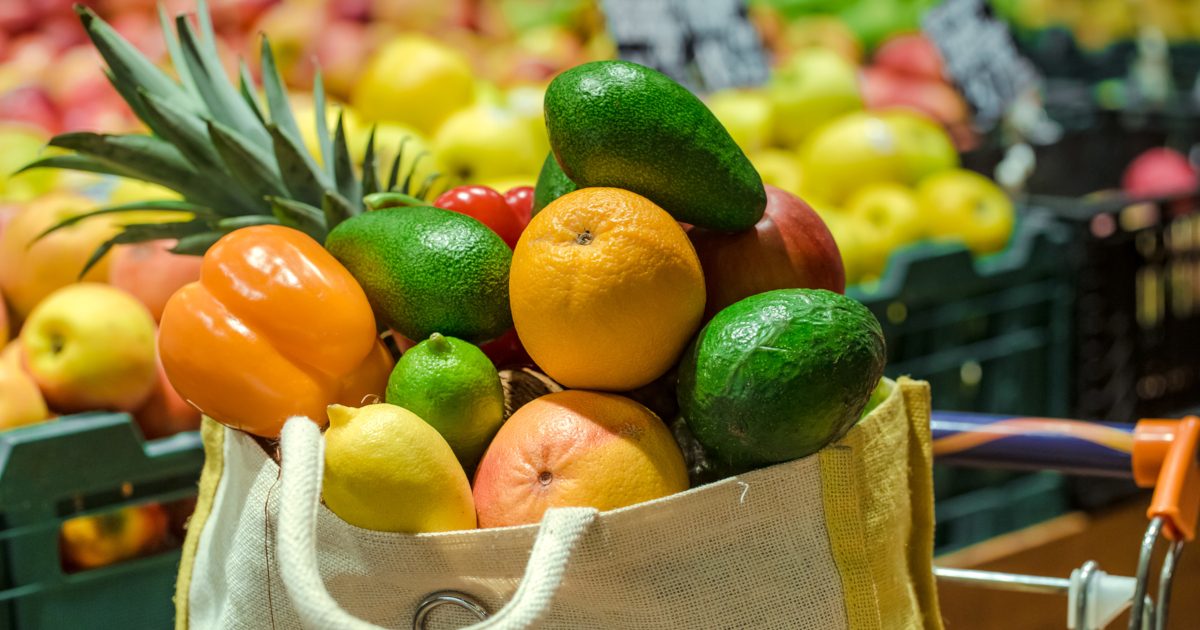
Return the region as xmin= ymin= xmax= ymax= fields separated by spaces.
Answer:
xmin=159 ymin=225 xmax=392 ymax=437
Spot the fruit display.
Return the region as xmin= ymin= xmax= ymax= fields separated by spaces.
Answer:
xmin=0 ymin=0 xmax=901 ymax=539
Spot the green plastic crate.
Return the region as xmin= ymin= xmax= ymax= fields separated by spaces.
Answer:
xmin=0 ymin=414 xmax=204 ymax=629
xmin=848 ymin=209 xmax=1074 ymax=417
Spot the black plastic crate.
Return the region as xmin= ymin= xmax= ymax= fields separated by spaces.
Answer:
xmin=1040 ymin=191 xmax=1200 ymax=422
xmin=848 ymin=209 xmax=1074 ymax=417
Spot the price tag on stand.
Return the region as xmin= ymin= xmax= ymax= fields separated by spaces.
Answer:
xmin=602 ymin=0 xmax=768 ymax=93
xmin=922 ymin=0 xmax=1039 ymax=130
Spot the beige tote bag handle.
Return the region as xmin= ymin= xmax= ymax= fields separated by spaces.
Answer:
xmin=276 ymin=416 xmax=598 ymax=630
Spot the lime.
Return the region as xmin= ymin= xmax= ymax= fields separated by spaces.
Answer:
xmin=677 ymin=288 xmax=886 ymax=467
xmin=386 ymin=333 xmax=505 ymax=471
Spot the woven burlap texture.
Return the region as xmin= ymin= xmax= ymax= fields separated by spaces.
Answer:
xmin=177 ymin=377 xmax=938 ymax=630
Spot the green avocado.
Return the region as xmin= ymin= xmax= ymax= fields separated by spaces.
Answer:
xmin=325 ymin=206 xmax=513 ymax=345
xmin=677 ymin=288 xmax=886 ymax=467
xmin=531 ymin=152 xmax=577 ymax=217
xmin=544 ymin=60 xmax=766 ymax=232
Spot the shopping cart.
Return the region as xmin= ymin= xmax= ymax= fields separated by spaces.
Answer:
xmin=929 ymin=411 xmax=1198 ymax=630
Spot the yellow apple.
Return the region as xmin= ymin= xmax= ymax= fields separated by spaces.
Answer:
xmin=506 ymin=83 xmax=551 ymax=160
xmin=21 ymin=284 xmax=157 ymax=413
xmin=351 ymin=35 xmax=475 ymax=136
xmin=433 ymin=103 xmax=542 ymax=185
xmin=747 ymin=150 xmax=804 ymax=197
xmin=708 ymin=89 xmax=774 ymax=154
xmin=0 ymin=124 xmax=60 ymax=203
xmin=0 ymin=357 xmax=49 ymax=431
xmin=917 ymin=169 xmax=1016 ymax=256
xmin=799 ymin=110 xmax=958 ymax=205
xmin=812 ymin=205 xmax=866 ymax=286
xmin=1 ymin=341 xmax=22 ymax=372
xmin=846 ymin=182 xmax=925 ymax=252
xmin=769 ymin=48 xmax=863 ymax=150
xmin=0 ymin=192 xmax=118 ymax=323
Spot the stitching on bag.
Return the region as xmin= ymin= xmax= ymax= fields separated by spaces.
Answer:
xmin=265 ymin=467 xmax=282 ymax=630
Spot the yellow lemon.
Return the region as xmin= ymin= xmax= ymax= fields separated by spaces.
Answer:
xmin=322 ymin=404 xmax=476 ymax=533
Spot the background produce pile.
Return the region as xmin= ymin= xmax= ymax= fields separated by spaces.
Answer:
xmin=3 ymin=0 xmax=1199 ymax=578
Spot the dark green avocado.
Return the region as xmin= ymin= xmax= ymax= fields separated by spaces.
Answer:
xmin=544 ymin=60 xmax=766 ymax=232
xmin=677 ymin=288 xmax=886 ymax=467
xmin=531 ymin=152 xmax=577 ymax=217
xmin=325 ymin=206 xmax=513 ymax=345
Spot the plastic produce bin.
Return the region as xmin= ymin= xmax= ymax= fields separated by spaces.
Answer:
xmin=0 ymin=414 xmax=204 ymax=629
xmin=848 ymin=208 xmax=1075 ymax=417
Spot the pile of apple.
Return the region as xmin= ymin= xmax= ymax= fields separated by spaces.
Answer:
xmin=0 ymin=190 xmax=203 ymax=439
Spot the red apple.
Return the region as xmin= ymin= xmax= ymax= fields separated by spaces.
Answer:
xmin=688 ymin=184 xmax=845 ymax=322
xmin=860 ymin=66 xmax=969 ymax=127
xmin=873 ymin=34 xmax=944 ymax=82
xmin=1122 ymin=148 xmax=1199 ymax=199
xmin=134 ymin=348 xmax=201 ymax=440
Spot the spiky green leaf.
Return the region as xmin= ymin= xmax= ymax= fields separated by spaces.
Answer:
xmin=48 ymin=132 xmax=236 ymax=210
xmin=362 ymin=126 xmax=380 ymax=197
xmin=157 ymin=2 xmax=198 ymax=99
xmin=217 ymin=215 xmax=280 ymax=231
xmin=386 ymin=137 xmax=411 ymax=192
xmin=259 ymin=35 xmax=307 ymax=154
xmin=171 ymin=231 xmax=224 ymax=255
xmin=75 ymin=6 xmax=202 ymax=117
xmin=138 ymin=89 xmax=223 ymax=170
xmin=207 ymin=120 xmax=288 ymax=207
xmin=104 ymin=69 xmax=168 ymax=139
xmin=78 ymin=219 xmax=211 ymax=278
xmin=17 ymin=154 xmax=141 ymax=180
xmin=196 ymin=0 xmax=218 ymax=56
xmin=332 ymin=112 xmax=361 ymax=211
xmin=176 ymin=15 xmax=270 ymax=149
xmin=322 ymin=190 xmax=355 ymax=232
xmin=268 ymin=123 xmax=329 ymax=207
xmin=239 ymin=60 xmax=266 ymax=125
xmin=313 ymin=68 xmax=334 ymax=180
xmin=31 ymin=200 xmax=215 ymax=244
xmin=416 ymin=172 xmax=442 ymax=200
xmin=269 ymin=196 xmax=326 ymax=242
xmin=401 ymin=151 xmax=430 ymax=195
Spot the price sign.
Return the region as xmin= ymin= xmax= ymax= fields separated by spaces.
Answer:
xmin=922 ymin=0 xmax=1039 ymax=129
xmin=602 ymin=0 xmax=768 ymax=93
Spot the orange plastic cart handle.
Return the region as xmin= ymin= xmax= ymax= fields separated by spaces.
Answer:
xmin=1133 ymin=416 xmax=1200 ymax=542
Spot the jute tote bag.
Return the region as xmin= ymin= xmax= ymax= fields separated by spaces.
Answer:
xmin=174 ymin=377 xmax=943 ymax=630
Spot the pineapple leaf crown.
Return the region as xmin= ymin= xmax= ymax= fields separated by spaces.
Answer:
xmin=22 ymin=0 xmax=444 ymax=277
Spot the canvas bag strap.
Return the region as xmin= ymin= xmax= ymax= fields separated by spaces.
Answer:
xmin=276 ymin=416 xmax=597 ymax=630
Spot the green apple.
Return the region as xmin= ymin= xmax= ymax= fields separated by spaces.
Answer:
xmin=769 ymin=48 xmax=863 ymax=150
xmin=433 ymin=103 xmax=543 ymax=185
xmin=21 ymin=284 xmax=157 ymax=413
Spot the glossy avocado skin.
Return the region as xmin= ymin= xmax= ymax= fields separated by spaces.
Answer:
xmin=545 ymin=60 xmax=766 ymax=232
xmin=531 ymin=152 xmax=577 ymax=217
xmin=677 ymin=288 xmax=885 ymax=468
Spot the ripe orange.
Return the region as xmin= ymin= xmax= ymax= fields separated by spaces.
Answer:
xmin=509 ymin=187 xmax=705 ymax=391
xmin=473 ymin=390 xmax=688 ymax=528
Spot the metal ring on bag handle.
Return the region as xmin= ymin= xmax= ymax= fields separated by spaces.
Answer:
xmin=413 ymin=591 xmax=489 ymax=630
